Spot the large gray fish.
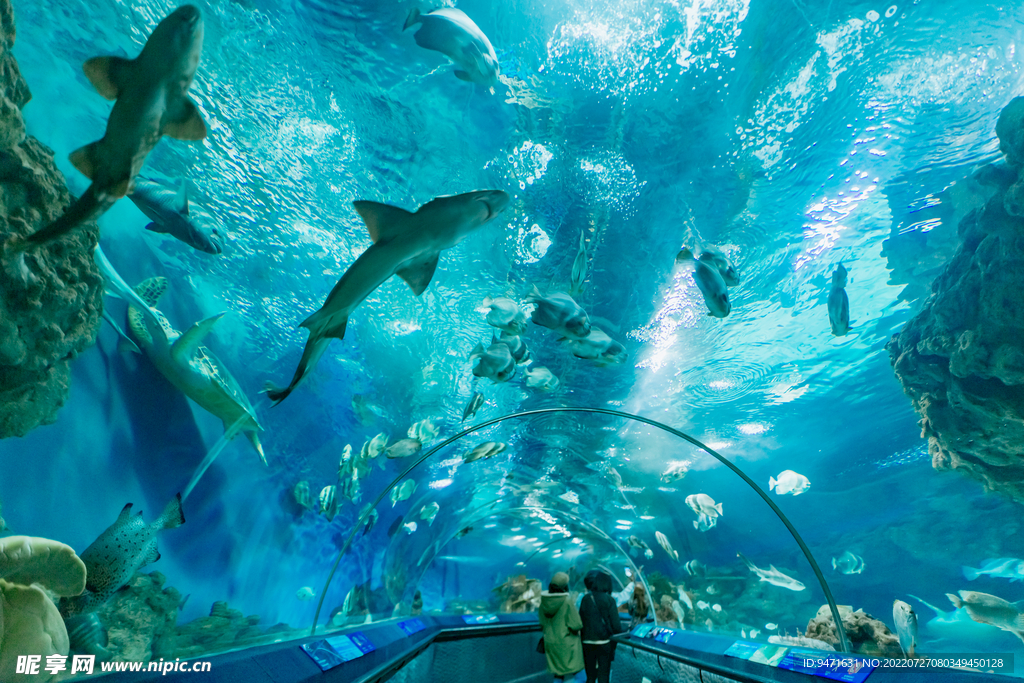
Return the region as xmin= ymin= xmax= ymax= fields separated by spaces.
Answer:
xmin=482 ymin=297 xmax=527 ymax=335
xmin=266 ymin=190 xmax=511 ymax=403
xmin=527 ymin=286 xmax=591 ymax=339
xmin=403 ymin=7 xmax=500 ymax=91
xmin=676 ymin=248 xmax=730 ymax=318
xmin=893 ymin=599 xmax=918 ymax=657
xmin=560 ymin=328 xmax=626 ymax=364
xmin=947 ymin=590 xmax=1024 ymax=643
xmin=128 ymin=177 xmax=222 ymax=254
xmin=828 ymin=262 xmax=850 ymax=336
xmin=13 ymin=6 xmax=206 ymax=252
xmin=737 ymin=552 xmax=806 ymax=591
xmin=470 ymin=340 xmax=516 ymax=382
xmin=59 ymin=495 xmax=185 ymax=616
xmin=494 ymin=331 xmax=530 ymax=364
xmin=462 ymin=391 xmax=485 ymax=421
xmin=700 ymin=246 xmax=741 ymax=287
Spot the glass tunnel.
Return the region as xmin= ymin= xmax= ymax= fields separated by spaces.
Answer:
xmin=0 ymin=0 xmax=1023 ymax=680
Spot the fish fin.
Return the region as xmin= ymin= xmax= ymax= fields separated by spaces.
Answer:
xmin=163 ymin=98 xmax=208 ymax=141
xmin=144 ymin=221 xmax=169 ymax=234
xmin=174 ymin=179 xmax=189 ymax=215
xmin=962 ymin=566 xmax=980 ymax=581
xmin=736 ymin=552 xmax=753 ymax=569
xmin=352 ymin=201 xmax=415 ymax=243
xmin=675 ymin=247 xmax=695 ymax=263
xmin=264 ymin=336 xmax=333 ymax=405
xmin=527 ymin=284 xmax=542 ymax=302
xmin=69 ymin=141 xmax=102 ymax=180
xmin=82 ymin=56 xmax=134 ymax=100
xmin=140 ymin=544 xmax=161 ymax=568
xmin=402 ymin=7 xmax=422 ymax=30
xmin=396 ymin=253 xmax=440 ymax=296
xmin=714 ymin=503 xmax=723 ymax=515
xmin=769 ymin=476 xmax=777 ymax=491
xmin=946 ymin=593 xmax=962 ymax=609
xmin=170 ymin=313 xmax=225 ymax=363
xmin=470 ymin=342 xmax=485 ymax=358
xmin=245 ymin=432 xmax=267 ymax=466
xmin=158 ymin=493 xmax=185 ymax=530
xmin=832 ymin=558 xmax=838 ymax=570
xmin=454 ymin=70 xmax=474 ymax=82
xmin=115 ymin=503 xmax=134 ymax=523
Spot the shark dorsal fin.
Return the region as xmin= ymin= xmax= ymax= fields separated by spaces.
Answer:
xmin=83 ymin=56 xmax=135 ymax=100
xmin=174 ymin=180 xmax=189 ymax=215
xmin=396 ymin=254 xmax=440 ymax=296
xmin=171 ymin=313 xmax=226 ymax=364
xmin=353 ymin=201 xmax=415 ymax=243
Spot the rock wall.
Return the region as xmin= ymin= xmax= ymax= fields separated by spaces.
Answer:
xmin=887 ymin=97 xmax=1024 ymax=504
xmin=0 ymin=0 xmax=102 ymax=438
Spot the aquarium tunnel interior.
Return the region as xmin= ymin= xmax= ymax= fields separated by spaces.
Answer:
xmin=1 ymin=0 xmax=1024 ymax=679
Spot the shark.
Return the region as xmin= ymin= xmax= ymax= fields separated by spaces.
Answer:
xmin=128 ymin=176 xmax=222 ymax=254
xmin=12 ymin=5 xmax=206 ymax=252
xmin=265 ymin=190 xmax=511 ymax=403
xmin=403 ymin=7 xmax=500 ymax=91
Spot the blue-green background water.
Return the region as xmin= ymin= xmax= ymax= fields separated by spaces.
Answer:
xmin=4 ymin=0 xmax=1024 ymax=668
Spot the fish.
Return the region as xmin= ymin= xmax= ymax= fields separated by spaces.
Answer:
xmin=296 ymin=587 xmax=315 ymax=601
xmin=391 ymin=480 xmax=417 ymax=507
xmin=661 ymin=462 xmax=690 ymax=483
xmin=707 ymin=584 xmax=720 ymax=596
xmin=470 ymin=340 xmax=516 ymax=383
xmin=737 ymin=553 xmax=806 ymax=592
xmin=827 ymin=262 xmax=850 ymax=336
xmin=693 ymin=512 xmax=717 ymax=532
xmin=12 ymin=6 xmax=206 ymax=253
xmin=482 ymin=297 xmax=527 ymax=335
xmin=455 ymin=526 xmax=473 ymax=539
xmin=367 ymin=433 xmax=389 ymax=458
xmin=671 ymin=600 xmax=686 ymax=625
xmin=495 ymin=331 xmax=530 ymax=364
xmin=265 ymin=190 xmax=511 ymax=403
xmin=626 ymin=535 xmax=652 ymax=558
xmin=402 ymin=521 xmax=418 ymax=535
xmin=675 ymin=248 xmax=730 ymax=318
xmin=524 ymin=366 xmax=560 ymax=392
xmin=462 ymin=392 xmax=485 ymax=421
xmin=696 ymin=600 xmax=710 ymax=611
xmin=408 ymin=419 xmax=438 ymax=444
xmin=560 ymin=328 xmax=627 ymax=364
xmin=128 ymin=176 xmax=222 ymax=254
xmin=962 ymin=558 xmax=1024 ymax=582
xmin=832 ymin=551 xmax=866 ymax=575
xmin=385 ymin=438 xmax=423 ymax=459
xmin=705 ymin=618 xmax=714 ymax=631
xmin=362 ymin=508 xmax=379 ymax=536
xmin=527 ymin=286 xmax=591 ymax=339
xmin=403 ymin=7 xmax=500 ymax=91
xmin=907 ymin=594 xmax=1004 ymax=648
xmin=676 ymin=586 xmax=693 ymax=610
xmin=655 ymin=531 xmax=679 ymax=562
xmin=712 ymin=604 xmax=722 ymax=613
xmin=769 ymin=470 xmax=811 ymax=496
xmin=293 ymin=481 xmax=313 ymax=510
xmin=319 ymin=486 xmax=338 ymax=522
xmin=685 ymin=494 xmax=723 ymax=518
xmin=352 ymin=394 xmax=385 ymax=425
xmin=893 ymin=599 xmax=918 ymax=657
xmin=59 ymin=494 xmax=185 ymax=616
xmin=947 ymin=590 xmax=1024 ymax=643
xmin=765 ymin=623 xmax=778 ymax=630
xmin=699 ymin=246 xmax=740 ymax=287
xmin=463 ymin=441 xmax=506 ymax=463
xmin=419 ymin=502 xmax=440 ymax=526
xmin=684 ymin=560 xmax=706 ymax=577
xmin=749 ymin=629 xmax=760 ymax=638
xmin=570 ymin=230 xmax=588 ymax=296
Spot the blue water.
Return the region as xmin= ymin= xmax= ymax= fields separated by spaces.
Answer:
xmin=4 ymin=0 xmax=1024 ymax=672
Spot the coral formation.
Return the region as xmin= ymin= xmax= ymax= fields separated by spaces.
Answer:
xmin=0 ymin=536 xmax=87 ymax=683
xmin=805 ymin=605 xmax=902 ymax=657
xmin=888 ymin=97 xmax=1024 ymax=505
xmin=0 ymin=0 xmax=102 ymax=439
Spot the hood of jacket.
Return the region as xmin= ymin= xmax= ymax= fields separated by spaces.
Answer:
xmin=540 ymin=591 xmax=569 ymax=618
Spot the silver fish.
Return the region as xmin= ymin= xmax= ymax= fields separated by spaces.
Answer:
xmin=684 ymin=560 xmax=706 ymax=577
xmin=527 ymin=286 xmax=591 ymax=339
xmin=560 ymin=328 xmax=626 ymax=364
xmin=662 ymin=462 xmax=689 ymax=483
xmin=699 ymin=246 xmax=740 ymax=287
xmin=293 ymin=481 xmax=313 ymax=510
xmin=319 ymin=485 xmax=338 ymax=522
xmin=408 ymin=419 xmax=438 ymax=444
xmin=60 ymin=495 xmax=185 ymax=615
xmin=693 ymin=512 xmax=717 ymax=532
xmin=655 ymin=531 xmax=679 ymax=562
xmin=266 ymin=190 xmax=511 ymax=403
xmin=471 ymin=340 xmax=516 ymax=382
xmin=419 ymin=502 xmax=440 ymax=526
xmin=482 ymin=297 xmax=527 ymax=335
xmin=463 ymin=441 xmax=506 ymax=463
xmin=963 ymin=558 xmax=1024 ymax=582
xmin=737 ymin=553 xmax=806 ymax=592
xmin=462 ymin=392 xmax=485 ymax=421
xmin=495 ymin=331 xmax=530 ymax=364
xmin=391 ymin=480 xmax=417 ymax=507
xmin=385 ymin=438 xmax=423 ymax=459
xmin=947 ymin=590 xmax=1024 ymax=643
xmin=832 ymin=551 xmax=865 ymax=575
xmin=128 ymin=176 xmax=222 ymax=254
xmin=676 ymin=248 xmax=730 ymax=318
xmin=524 ymin=366 xmax=559 ymax=392
xmin=403 ymin=7 xmax=500 ymax=90
xmin=828 ymin=263 xmax=850 ymax=336
xmin=893 ymin=599 xmax=918 ymax=657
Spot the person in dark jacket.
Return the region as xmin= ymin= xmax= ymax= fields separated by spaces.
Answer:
xmin=578 ymin=569 xmax=623 ymax=683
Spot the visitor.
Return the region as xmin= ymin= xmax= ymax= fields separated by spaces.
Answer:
xmin=579 ymin=569 xmax=623 ymax=683
xmin=627 ymin=581 xmax=651 ymax=629
xmin=538 ymin=572 xmax=585 ymax=683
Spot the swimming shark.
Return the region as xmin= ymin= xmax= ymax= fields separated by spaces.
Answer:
xmin=265 ymin=190 xmax=511 ymax=403
xmin=128 ymin=176 xmax=222 ymax=254
xmin=12 ymin=5 xmax=206 ymax=252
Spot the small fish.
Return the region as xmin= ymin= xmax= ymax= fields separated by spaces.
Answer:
xmin=367 ymin=433 xmax=389 ymax=458
xmin=705 ymin=618 xmax=714 ymax=631
xmin=696 ymin=600 xmax=710 ymax=611
xmin=893 ymin=599 xmax=918 ymax=657
xmin=482 ymin=297 xmax=527 ymax=335
xmin=527 ymin=287 xmax=591 ymax=339
xmin=385 ymin=438 xmax=423 ymax=459
xmin=712 ymin=604 xmax=722 ymax=613
xmin=129 ymin=176 xmax=222 ymax=254
xmin=706 ymin=584 xmax=720 ymax=596
xmin=470 ymin=340 xmax=516 ymax=383
xmin=403 ymin=7 xmax=500 ymax=91
xmin=684 ymin=560 xmax=706 ymax=577
xmin=495 ymin=331 xmax=530 ymax=364
xmin=455 ymin=526 xmax=473 ymax=539
xmin=524 ymin=365 xmax=560 ymax=392
xmin=685 ymin=494 xmax=723 ymax=519
xmin=765 ymin=623 xmax=778 ymax=631
xmin=769 ymin=470 xmax=811 ymax=496
xmin=390 ymin=479 xmax=417 ymax=507
xmin=962 ymin=558 xmax=1024 ymax=582
xmin=408 ymin=419 xmax=438 ymax=444
xmin=293 ymin=481 xmax=313 ymax=510
xmin=699 ymin=246 xmax=740 ymax=287
xmin=402 ymin=521 xmax=418 ymax=535
xmin=738 ymin=553 xmax=806 ymax=592
xmin=676 ymin=586 xmax=693 ymax=610
xmin=832 ymin=551 xmax=866 ymax=575
xmin=676 ymin=247 xmax=730 ymax=318
xmin=419 ymin=502 xmax=440 ymax=526
xmin=296 ymin=586 xmax=315 ymax=601
xmin=693 ymin=512 xmax=717 ymax=532
xmin=570 ymin=230 xmax=588 ymax=296
xmin=749 ymin=629 xmax=760 ymax=638
xmin=828 ymin=262 xmax=850 ymax=336
xmin=655 ymin=531 xmax=679 ymax=562
xmin=319 ymin=485 xmax=338 ymax=522
xmin=947 ymin=591 xmax=1024 ymax=643
xmin=362 ymin=507 xmax=379 ymax=535
xmin=560 ymin=328 xmax=627 ymax=364
xmin=462 ymin=392 xmax=485 ymax=421
xmin=671 ymin=600 xmax=686 ymax=625
xmin=59 ymin=494 xmax=185 ymax=615
xmin=661 ymin=462 xmax=690 ymax=483
xmin=463 ymin=441 xmax=506 ymax=463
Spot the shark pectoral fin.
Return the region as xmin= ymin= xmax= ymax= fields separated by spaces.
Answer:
xmin=353 ymin=201 xmax=415 ymax=243
xmin=83 ymin=56 xmax=134 ymax=100
xmin=69 ymin=141 xmax=102 ymax=180
xmin=163 ymin=98 xmax=208 ymax=141
xmin=170 ymin=313 xmax=226 ymax=363
xmin=174 ymin=179 xmax=189 ymax=215
xmin=402 ymin=7 xmax=422 ymax=30
xmin=144 ymin=221 xmax=170 ymax=234
xmin=396 ymin=254 xmax=440 ymax=296
xmin=244 ymin=431 xmax=268 ymax=466
xmin=454 ymin=70 xmax=474 ymax=82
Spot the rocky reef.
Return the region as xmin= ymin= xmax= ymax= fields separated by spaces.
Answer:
xmin=0 ymin=0 xmax=102 ymax=439
xmin=888 ymin=96 xmax=1024 ymax=505
xmin=805 ymin=605 xmax=902 ymax=657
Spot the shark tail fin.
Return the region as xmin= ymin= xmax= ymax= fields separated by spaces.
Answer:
xmin=403 ymin=7 xmax=422 ymax=30
xmin=264 ymin=336 xmax=333 ymax=405
xmin=245 ymin=431 xmax=267 ymax=466
xmin=23 ymin=185 xmax=116 ymax=249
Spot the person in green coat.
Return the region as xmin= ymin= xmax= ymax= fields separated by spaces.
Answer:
xmin=538 ymin=572 xmax=585 ymax=682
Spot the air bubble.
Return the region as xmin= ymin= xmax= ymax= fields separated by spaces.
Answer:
xmin=866 ymin=9 xmax=880 ymax=21
xmin=885 ymin=5 xmax=897 ymax=17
